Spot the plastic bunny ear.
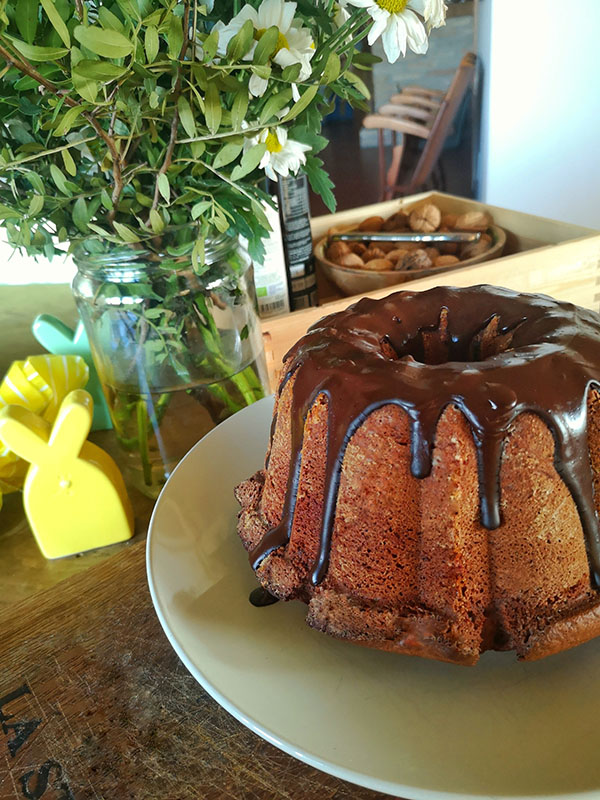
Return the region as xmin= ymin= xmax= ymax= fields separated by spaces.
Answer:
xmin=0 ymin=405 xmax=52 ymax=466
xmin=32 ymin=314 xmax=76 ymax=351
xmin=48 ymin=389 xmax=94 ymax=460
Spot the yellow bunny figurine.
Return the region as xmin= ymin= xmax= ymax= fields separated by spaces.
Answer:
xmin=0 ymin=389 xmax=134 ymax=559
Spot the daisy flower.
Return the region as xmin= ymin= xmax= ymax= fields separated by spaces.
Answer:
xmin=346 ymin=0 xmax=446 ymax=63
xmin=244 ymin=126 xmax=311 ymax=181
xmin=214 ymin=0 xmax=315 ymax=96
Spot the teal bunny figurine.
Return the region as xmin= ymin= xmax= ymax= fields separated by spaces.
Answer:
xmin=32 ymin=315 xmax=112 ymax=431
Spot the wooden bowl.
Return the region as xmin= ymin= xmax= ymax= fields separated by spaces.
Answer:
xmin=315 ymin=225 xmax=507 ymax=297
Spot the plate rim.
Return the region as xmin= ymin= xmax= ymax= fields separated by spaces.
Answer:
xmin=146 ymin=397 xmax=600 ymax=800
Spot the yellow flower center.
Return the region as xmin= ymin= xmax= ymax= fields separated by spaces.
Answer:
xmin=255 ymin=28 xmax=290 ymax=53
xmin=265 ymin=132 xmax=283 ymax=153
xmin=376 ymin=0 xmax=409 ymax=12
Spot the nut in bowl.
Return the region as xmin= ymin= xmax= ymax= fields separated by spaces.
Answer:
xmin=315 ymin=201 xmax=507 ymax=296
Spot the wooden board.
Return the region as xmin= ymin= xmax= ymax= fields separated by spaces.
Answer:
xmin=0 ymin=542 xmax=396 ymax=800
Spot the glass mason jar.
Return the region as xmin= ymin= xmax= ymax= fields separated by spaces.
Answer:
xmin=72 ymin=233 xmax=269 ymax=498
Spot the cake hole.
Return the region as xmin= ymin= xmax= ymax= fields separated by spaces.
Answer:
xmin=390 ymin=309 xmax=526 ymax=365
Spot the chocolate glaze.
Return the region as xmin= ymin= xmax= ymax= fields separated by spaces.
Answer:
xmin=250 ymin=286 xmax=600 ymax=588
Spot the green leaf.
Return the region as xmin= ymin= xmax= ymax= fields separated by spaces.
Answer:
xmin=6 ymin=36 xmax=68 ymax=61
xmin=226 ymin=18 xmax=254 ymax=61
xmin=49 ymin=164 xmax=72 ymax=195
xmin=252 ymin=64 xmax=271 ymax=80
xmin=280 ymin=84 xmax=319 ymax=123
xmin=253 ymin=26 xmax=278 ymax=65
xmin=230 ymin=142 xmax=266 ymax=181
xmin=40 ymin=0 xmax=70 ymax=47
xmin=204 ymin=81 xmax=221 ymax=135
xmin=166 ymin=15 xmax=183 ymax=59
xmin=259 ymin=88 xmax=292 ymax=124
xmin=25 ymin=173 xmax=44 ymax=194
xmin=72 ymin=71 xmax=98 ymax=103
xmin=149 ymin=208 xmax=165 ymax=233
xmin=157 ymin=173 xmax=170 ymax=202
xmin=304 ymin=154 xmax=336 ymax=213
xmin=113 ymin=221 xmax=140 ymax=242
xmin=74 ymin=25 xmax=134 ymax=59
xmin=61 ymin=147 xmax=77 ymax=175
xmin=281 ymin=63 xmax=301 ymax=82
xmin=72 ymin=196 xmax=89 ymax=232
xmin=0 ymin=204 xmax=22 ymax=220
xmin=322 ymin=51 xmax=341 ymax=84
xmin=201 ymin=28 xmax=219 ymax=63
xmin=190 ymin=141 xmax=206 ymax=159
xmin=15 ymin=0 xmax=38 ymax=43
xmin=345 ymin=70 xmax=371 ymax=101
xmin=177 ymin=95 xmax=196 ymax=138
xmin=191 ymin=200 xmax=211 ymax=220
xmin=28 ymin=194 xmax=44 ymax=216
xmin=212 ymin=142 xmax=243 ymax=169
xmin=72 ymin=60 xmax=127 ymax=81
xmin=231 ymin=90 xmax=249 ymax=131
xmin=145 ymin=25 xmax=159 ymax=62
xmin=98 ymin=6 xmax=126 ymax=33
xmin=53 ymin=105 xmax=85 ymax=137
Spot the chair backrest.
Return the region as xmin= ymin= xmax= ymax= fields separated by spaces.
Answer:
xmin=407 ymin=52 xmax=476 ymax=193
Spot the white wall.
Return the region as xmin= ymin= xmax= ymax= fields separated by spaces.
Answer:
xmin=476 ymin=0 xmax=600 ymax=228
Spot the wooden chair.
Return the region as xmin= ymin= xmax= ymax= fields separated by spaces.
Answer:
xmin=362 ymin=53 xmax=476 ymax=200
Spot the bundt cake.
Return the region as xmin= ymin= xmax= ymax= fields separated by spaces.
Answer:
xmin=235 ymin=285 xmax=600 ymax=665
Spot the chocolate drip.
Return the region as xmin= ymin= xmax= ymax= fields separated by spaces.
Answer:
xmin=249 ymin=587 xmax=279 ymax=607
xmin=251 ymin=286 xmax=600 ymax=588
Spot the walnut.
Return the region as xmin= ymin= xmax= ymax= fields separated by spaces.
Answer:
xmin=455 ymin=211 xmax=491 ymax=232
xmin=358 ymin=216 xmax=385 ymax=232
xmin=409 ymin=204 xmax=441 ymax=233
xmin=434 ymin=255 xmax=460 ymax=267
xmin=338 ymin=252 xmax=365 ymax=268
xmin=382 ymin=212 xmax=410 ymax=231
xmin=396 ymin=248 xmax=433 ymax=271
xmin=326 ymin=241 xmax=351 ymax=262
xmin=360 ymin=257 xmax=394 ymax=271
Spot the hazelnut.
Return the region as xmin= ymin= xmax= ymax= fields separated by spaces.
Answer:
xmin=386 ymin=248 xmax=411 ymax=262
xmin=326 ymin=241 xmax=351 ymax=262
xmin=409 ymin=204 xmax=442 ymax=233
xmin=358 ymin=216 xmax=385 ymax=232
xmin=438 ymin=239 xmax=459 ymax=256
xmin=349 ymin=242 xmax=367 ymax=256
xmin=364 ymin=247 xmax=387 ymax=261
xmin=441 ymin=213 xmax=458 ymax=229
xmin=424 ymin=247 xmax=440 ymax=262
xmin=396 ymin=248 xmax=433 ymax=271
xmin=455 ymin=211 xmax=491 ymax=232
xmin=382 ymin=212 xmax=410 ymax=231
xmin=459 ymin=236 xmax=493 ymax=260
xmin=434 ymin=255 xmax=460 ymax=267
xmin=376 ymin=241 xmax=399 ymax=253
xmin=361 ymin=258 xmax=394 ymax=271
xmin=338 ymin=252 xmax=365 ymax=268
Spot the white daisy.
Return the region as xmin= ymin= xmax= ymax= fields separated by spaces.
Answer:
xmin=346 ymin=0 xmax=446 ymax=63
xmin=213 ymin=0 xmax=315 ymax=95
xmin=245 ymin=126 xmax=311 ymax=181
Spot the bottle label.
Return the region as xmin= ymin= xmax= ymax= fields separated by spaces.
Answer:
xmin=277 ymin=175 xmax=317 ymax=310
xmin=252 ymin=202 xmax=291 ymax=319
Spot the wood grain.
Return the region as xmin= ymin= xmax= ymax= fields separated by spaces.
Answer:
xmin=0 ymin=542 xmax=397 ymax=800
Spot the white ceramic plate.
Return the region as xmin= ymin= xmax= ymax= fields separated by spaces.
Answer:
xmin=147 ymin=395 xmax=600 ymax=800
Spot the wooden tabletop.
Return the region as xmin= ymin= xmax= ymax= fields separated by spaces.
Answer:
xmin=0 ymin=538 xmax=394 ymax=800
